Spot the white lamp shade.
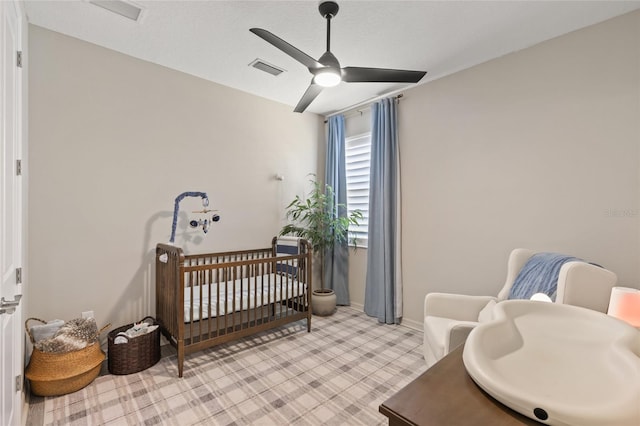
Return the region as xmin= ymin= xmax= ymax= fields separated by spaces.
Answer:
xmin=607 ymin=286 xmax=640 ymax=327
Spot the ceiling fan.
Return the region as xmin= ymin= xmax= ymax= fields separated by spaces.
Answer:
xmin=250 ymin=1 xmax=427 ymax=113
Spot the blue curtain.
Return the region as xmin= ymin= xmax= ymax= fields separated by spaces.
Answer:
xmin=364 ymin=98 xmax=403 ymax=324
xmin=324 ymin=115 xmax=350 ymax=305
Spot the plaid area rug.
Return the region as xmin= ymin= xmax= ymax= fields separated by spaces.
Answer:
xmin=38 ymin=308 xmax=426 ymax=425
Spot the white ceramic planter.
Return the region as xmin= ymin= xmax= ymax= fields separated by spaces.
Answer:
xmin=312 ymin=289 xmax=336 ymax=316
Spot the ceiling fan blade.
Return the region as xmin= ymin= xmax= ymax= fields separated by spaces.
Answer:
xmin=250 ymin=28 xmax=323 ymax=70
xmin=342 ymin=67 xmax=426 ymax=83
xmin=294 ymin=83 xmax=323 ymax=113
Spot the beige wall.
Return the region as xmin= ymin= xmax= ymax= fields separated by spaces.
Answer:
xmin=28 ymin=9 xmax=640 ymax=332
xmin=349 ymin=10 xmax=640 ymax=328
xmin=27 ymin=25 xmax=324 ymax=328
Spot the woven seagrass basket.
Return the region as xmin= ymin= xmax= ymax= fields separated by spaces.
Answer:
xmin=25 ymin=318 xmax=109 ymax=397
xmin=108 ymin=316 xmax=160 ymax=375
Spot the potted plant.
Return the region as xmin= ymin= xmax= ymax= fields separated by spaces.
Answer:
xmin=280 ymin=176 xmax=362 ymax=316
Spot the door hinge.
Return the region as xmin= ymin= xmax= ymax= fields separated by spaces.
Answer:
xmin=15 ymin=375 xmax=22 ymax=392
xmin=16 ymin=160 xmax=22 ymax=176
xmin=16 ymin=268 xmax=22 ymax=284
xmin=16 ymin=51 xmax=22 ymax=68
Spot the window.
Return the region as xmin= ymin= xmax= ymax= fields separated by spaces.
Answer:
xmin=345 ymin=133 xmax=371 ymax=247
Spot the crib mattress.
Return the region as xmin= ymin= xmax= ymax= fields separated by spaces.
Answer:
xmin=184 ymin=273 xmax=306 ymax=322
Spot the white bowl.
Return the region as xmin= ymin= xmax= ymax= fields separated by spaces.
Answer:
xmin=463 ymin=300 xmax=640 ymax=426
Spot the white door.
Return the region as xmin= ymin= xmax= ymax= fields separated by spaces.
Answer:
xmin=1 ymin=1 xmax=23 ymax=425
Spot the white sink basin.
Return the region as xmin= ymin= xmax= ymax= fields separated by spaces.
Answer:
xmin=462 ymin=300 xmax=640 ymax=426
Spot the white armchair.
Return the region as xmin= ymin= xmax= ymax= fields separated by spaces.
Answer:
xmin=423 ymin=248 xmax=617 ymax=367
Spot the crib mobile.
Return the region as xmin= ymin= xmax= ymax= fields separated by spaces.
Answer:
xmin=169 ymin=191 xmax=220 ymax=244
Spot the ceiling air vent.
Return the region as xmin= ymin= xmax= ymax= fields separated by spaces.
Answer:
xmin=250 ymin=59 xmax=285 ymax=77
xmin=90 ymin=0 xmax=143 ymax=22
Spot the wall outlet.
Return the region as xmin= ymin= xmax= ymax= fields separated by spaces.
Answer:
xmin=82 ymin=310 xmax=94 ymax=319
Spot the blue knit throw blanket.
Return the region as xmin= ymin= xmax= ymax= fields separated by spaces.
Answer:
xmin=508 ymin=252 xmax=581 ymax=301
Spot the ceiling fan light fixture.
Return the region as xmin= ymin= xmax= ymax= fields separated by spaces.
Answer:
xmin=314 ymin=68 xmax=341 ymax=87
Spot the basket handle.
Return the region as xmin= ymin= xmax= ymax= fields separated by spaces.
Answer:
xmin=25 ymin=318 xmax=47 ymax=345
xmin=139 ymin=316 xmax=156 ymax=324
xmin=114 ymin=332 xmax=130 ymax=343
xmin=94 ymin=323 xmax=111 ymax=341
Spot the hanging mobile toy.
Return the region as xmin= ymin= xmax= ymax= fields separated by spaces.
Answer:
xmin=189 ymin=207 xmax=220 ymax=234
xmin=169 ymin=191 xmax=221 ymax=244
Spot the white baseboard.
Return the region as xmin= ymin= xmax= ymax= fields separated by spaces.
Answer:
xmin=400 ymin=317 xmax=423 ymax=332
xmin=348 ymin=302 xmax=364 ymax=312
xmin=341 ymin=303 xmax=423 ymax=332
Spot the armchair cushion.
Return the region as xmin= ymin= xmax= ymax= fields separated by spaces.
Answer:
xmin=423 ymin=316 xmax=478 ymax=366
xmin=477 ymin=300 xmax=497 ymax=323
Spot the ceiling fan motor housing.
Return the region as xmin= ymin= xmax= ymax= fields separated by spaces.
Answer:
xmin=317 ymin=51 xmax=340 ymax=70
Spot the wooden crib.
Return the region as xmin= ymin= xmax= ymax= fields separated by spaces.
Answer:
xmin=155 ymin=237 xmax=312 ymax=377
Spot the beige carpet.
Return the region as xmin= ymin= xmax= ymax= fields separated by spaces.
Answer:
xmin=29 ymin=307 xmax=426 ymax=426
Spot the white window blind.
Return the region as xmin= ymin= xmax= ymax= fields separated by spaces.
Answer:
xmin=345 ymin=133 xmax=371 ymax=247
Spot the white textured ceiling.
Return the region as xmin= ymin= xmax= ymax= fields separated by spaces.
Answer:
xmin=23 ymin=0 xmax=640 ymax=115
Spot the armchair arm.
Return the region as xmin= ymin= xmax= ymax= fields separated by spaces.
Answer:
xmin=445 ymin=322 xmax=478 ymax=354
xmin=424 ymin=293 xmax=497 ymax=321
xmin=556 ymin=261 xmax=617 ymax=313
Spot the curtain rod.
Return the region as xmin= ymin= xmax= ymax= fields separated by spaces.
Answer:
xmin=324 ymin=92 xmax=404 ymax=123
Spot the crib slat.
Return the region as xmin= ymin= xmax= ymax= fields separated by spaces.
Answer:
xmin=232 ymin=265 xmax=237 ymax=331
xmin=216 ymin=268 xmax=221 ymax=337
xmin=238 ymin=265 xmax=242 ymax=328
xmin=253 ymin=263 xmax=258 ymax=327
xmin=223 ymin=267 xmax=228 ymax=334
xmin=259 ymin=264 xmax=265 ymax=324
